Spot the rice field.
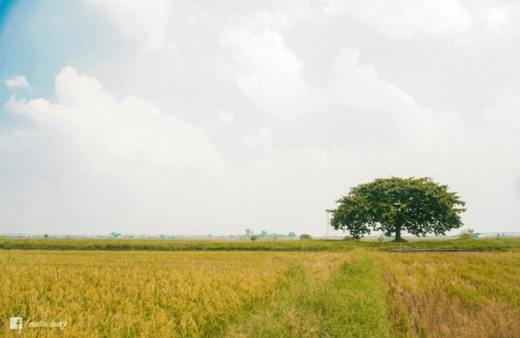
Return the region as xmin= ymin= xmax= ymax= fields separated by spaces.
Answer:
xmin=377 ymin=251 xmax=520 ymax=338
xmin=1 ymin=249 xmax=392 ymax=337
xmin=2 ymin=242 xmax=520 ymax=337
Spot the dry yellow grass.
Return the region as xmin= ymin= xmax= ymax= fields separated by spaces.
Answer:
xmin=376 ymin=251 xmax=520 ymax=338
xmin=0 ymin=250 xmax=343 ymax=337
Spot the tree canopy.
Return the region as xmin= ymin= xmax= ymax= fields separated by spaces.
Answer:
xmin=327 ymin=177 xmax=466 ymax=242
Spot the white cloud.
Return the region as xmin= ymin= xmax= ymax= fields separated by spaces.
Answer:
xmin=482 ymin=94 xmax=520 ymax=139
xmin=325 ymin=48 xmax=435 ymax=139
xmin=84 ymin=0 xmax=172 ymax=50
xmin=7 ymin=67 xmax=228 ymax=174
xmin=5 ymin=75 xmax=29 ymax=88
xmin=242 ymin=128 xmax=271 ymax=156
xmin=217 ymin=109 xmax=235 ymax=124
xmin=327 ymin=49 xmax=416 ymax=112
xmin=220 ymin=12 xmax=313 ymax=120
xmin=0 ymin=67 xmax=368 ymax=236
xmin=220 ymin=12 xmax=427 ymax=122
xmin=325 ymin=0 xmax=471 ymax=39
xmin=3 ymin=67 xmax=238 ymax=233
xmin=485 ymin=3 xmax=520 ymax=36
xmin=187 ymin=4 xmax=209 ymax=27
xmin=3 ymin=2 xmax=520 ymax=236
xmin=2 ymin=64 xmax=520 ymax=235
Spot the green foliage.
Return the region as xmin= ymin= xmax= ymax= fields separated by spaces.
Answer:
xmin=342 ymin=236 xmax=353 ymax=241
xmin=245 ymin=229 xmax=253 ymax=239
xmin=458 ymin=228 xmax=475 ymax=240
xmin=327 ymin=177 xmax=466 ymax=241
xmin=257 ymin=231 xmax=267 ymax=238
xmin=110 ymin=232 xmax=121 ymax=239
xmin=250 ymin=235 xmax=258 ymax=241
xmin=300 ymin=234 xmax=312 ymax=240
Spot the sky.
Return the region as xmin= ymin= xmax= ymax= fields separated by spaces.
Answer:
xmin=1 ymin=0 xmax=519 ymax=236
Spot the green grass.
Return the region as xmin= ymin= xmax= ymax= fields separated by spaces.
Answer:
xmin=227 ymin=249 xmax=392 ymax=338
xmin=0 ymin=238 xmax=356 ymax=251
xmin=373 ymin=237 xmax=520 ymax=251
xmin=1 ymin=237 xmax=520 ymax=252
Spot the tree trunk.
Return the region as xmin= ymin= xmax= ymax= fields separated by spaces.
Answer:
xmin=393 ymin=222 xmax=408 ymax=242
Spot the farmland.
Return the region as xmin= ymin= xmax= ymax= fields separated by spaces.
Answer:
xmin=1 ymin=239 xmax=520 ymax=337
xmin=378 ymin=251 xmax=520 ymax=337
xmin=2 ymin=237 xmax=520 ymax=252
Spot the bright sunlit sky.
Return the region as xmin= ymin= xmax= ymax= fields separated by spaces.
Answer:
xmin=1 ymin=0 xmax=519 ymax=236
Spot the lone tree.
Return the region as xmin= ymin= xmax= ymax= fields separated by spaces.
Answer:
xmin=245 ymin=229 xmax=253 ymax=239
xmin=327 ymin=177 xmax=466 ymax=242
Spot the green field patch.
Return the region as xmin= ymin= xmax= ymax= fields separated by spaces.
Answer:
xmin=2 ymin=237 xmax=520 ymax=252
xmin=227 ymin=249 xmax=392 ymax=338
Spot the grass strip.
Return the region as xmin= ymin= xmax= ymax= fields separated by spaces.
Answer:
xmin=0 ymin=238 xmax=355 ymax=252
xmin=226 ymin=249 xmax=392 ymax=338
xmin=2 ymin=238 xmax=520 ymax=252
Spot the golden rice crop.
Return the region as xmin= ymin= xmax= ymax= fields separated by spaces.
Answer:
xmin=376 ymin=251 xmax=520 ymax=338
xmin=7 ymin=245 xmax=517 ymax=337
xmin=0 ymin=250 xmax=343 ymax=337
